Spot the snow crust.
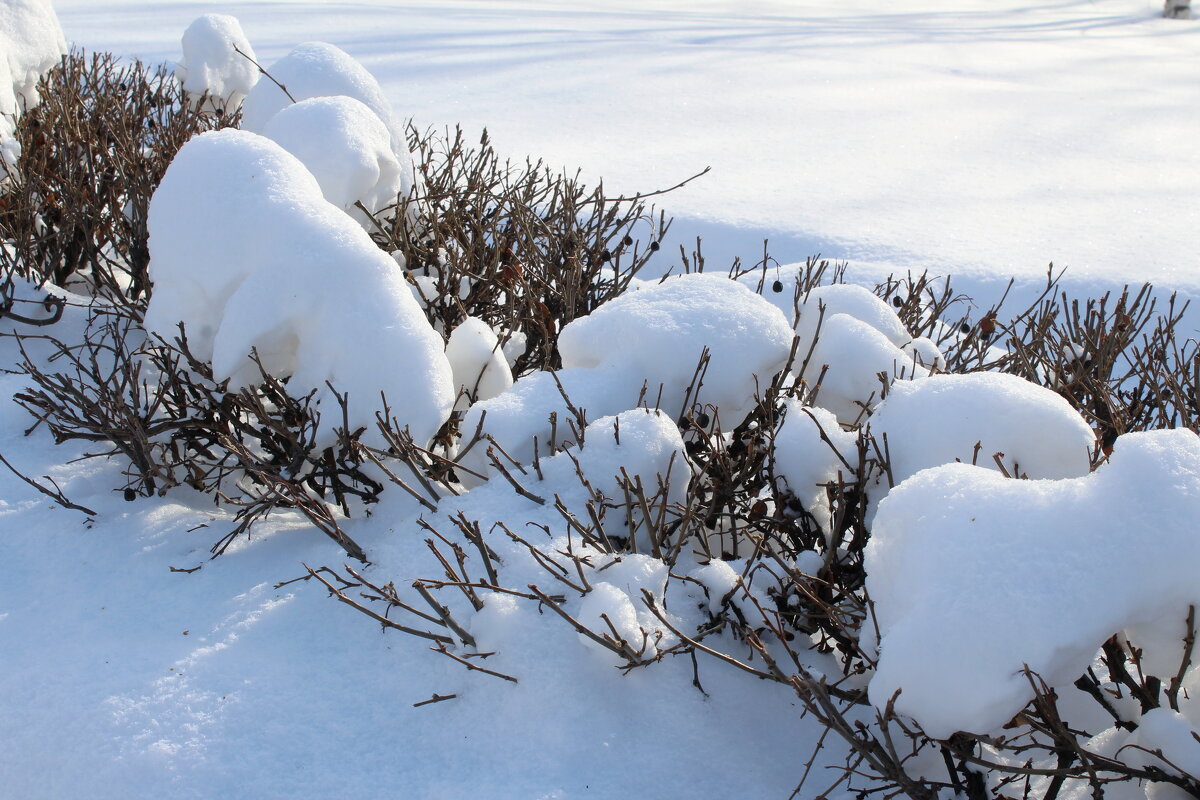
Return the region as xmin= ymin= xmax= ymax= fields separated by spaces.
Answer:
xmin=143 ymin=128 xmax=453 ymax=447
xmin=460 ymin=273 xmax=793 ymax=484
xmin=262 ymin=95 xmax=406 ymax=226
xmin=240 ymin=41 xmax=416 ymax=202
xmin=175 ymin=14 xmax=258 ymax=109
xmin=866 ymin=428 xmax=1200 ymax=739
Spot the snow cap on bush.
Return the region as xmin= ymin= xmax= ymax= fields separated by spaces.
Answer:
xmin=175 ymin=14 xmax=259 ymax=109
xmin=144 ymin=128 xmax=454 ymax=447
xmin=772 ymin=399 xmax=858 ymax=536
xmin=0 ymin=0 xmax=66 ymax=109
xmin=558 ymin=272 xmax=795 ymax=420
xmin=805 ymin=313 xmax=926 ymax=424
xmin=869 ymin=371 xmax=1094 ymax=494
xmin=459 ymin=274 xmax=793 ymax=485
xmin=445 ymin=316 xmax=513 ymax=411
xmin=865 ymin=428 xmax=1200 ymax=739
xmin=0 ymin=0 xmax=67 ymax=160
xmin=262 ymin=95 xmax=406 ymax=226
xmin=240 ymin=42 xmax=417 ymax=200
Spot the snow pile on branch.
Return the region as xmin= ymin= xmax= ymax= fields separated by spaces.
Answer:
xmin=865 ymin=428 xmax=1200 ymax=739
xmin=240 ymin=41 xmax=417 ymax=209
xmin=459 ymin=273 xmax=793 ymax=485
xmin=445 ymin=316 xmax=513 ymax=411
xmin=746 ymin=274 xmax=938 ymax=423
xmin=175 ymin=14 xmax=259 ymax=110
xmin=262 ymin=95 xmax=407 ymax=226
xmin=868 ymin=371 xmax=1095 ymax=512
xmin=143 ymin=128 xmax=453 ymax=447
xmin=772 ymin=399 xmax=858 ymax=536
xmin=0 ymin=0 xmax=67 ymax=160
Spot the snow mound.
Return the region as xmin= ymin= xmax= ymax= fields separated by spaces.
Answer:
xmin=0 ymin=0 xmax=66 ymax=109
xmin=870 ymin=371 xmax=1094 ymax=492
xmin=557 ymin=272 xmax=795 ymax=420
xmin=445 ymin=316 xmax=513 ymax=411
xmin=772 ymin=399 xmax=858 ymax=535
xmin=240 ymin=42 xmax=416 ymax=201
xmin=262 ymin=95 xmax=406 ymax=226
xmin=460 ymin=274 xmax=793 ymax=485
xmin=143 ymin=128 xmax=453 ymax=447
xmin=865 ymin=428 xmax=1200 ymax=739
xmin=175 ymin=14 xmax=258 ymax=109
xmin=0 ymin=0 xmax=66 ymax=161
xmin=806 ymin=313 xmax=926 ymax=424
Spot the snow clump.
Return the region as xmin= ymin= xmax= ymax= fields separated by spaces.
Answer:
xmin=240 ymin=42 xmax=417 ymax=203
xmin=262 ymin=96 xmax=408 ymax=226
xmin=0 ymin=0 xmax=67 ymax=161
xmin=444 ymin=316 xmax=513 ymax=411
xmin=867 ymin=371 xmax=1095 ymax=517
xmin=771 ymin=399 xmax=858 ymax=536
xmin=143 ymin=128 xmax=453 ymax=448
xmin=865 ymin=428 xmax=1200 ymax=739
xmin=458 ymin=273 xmax=793 ymax=485
xmin=175 ymin=14 xmax=259 ymax=110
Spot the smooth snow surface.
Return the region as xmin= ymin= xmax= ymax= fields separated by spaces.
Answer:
xmin=175 ymin=14 xmax=258 ymax=109
xmin=866 ymin=428 xmax=1200 ymax=739
xmin=55 ymin=0 xmax=1200 ymax=294
xmin=143 ymin=128 xmax=453 ymax=448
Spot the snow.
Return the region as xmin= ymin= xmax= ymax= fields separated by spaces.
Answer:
xmin=262 ymin=95 xmax=407 ymax=227
xmin=460 ymin=273 xmax=793 ymax=484
xmin=3 ymin=2 xmax=1200 ymax=798
xmin=0 ymin=0 xmax=67 ymax=159
xmin=868 ymin=371 xmax=1097 ymax=498
xmin=175 ymin=14 xmax=258 ymax=109
xmin=772 ymin=399 xmax=858 ymax=536
xmin=444 ymin=316 xmax=514 ymax=411
xmin=865 ymin=428 xmax=1200 ymax=739
xmin=240 ymin=41 xmax=417 ymax=203
xmin=142 ymin=128 xmax=453 ymax=447
xmin=0 ymin=0 xmax=66 ymax=108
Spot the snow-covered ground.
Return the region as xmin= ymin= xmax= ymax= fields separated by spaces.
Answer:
xmin=2 ymin=2 xmax=1198 ymax=798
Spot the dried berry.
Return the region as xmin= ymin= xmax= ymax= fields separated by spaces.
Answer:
xmin=623 ymin=235 xmax=633 ymax=247
xmin=771 ymin=280 xmax=783 ymax=293
xmin=695 ymin=412 xmax=711 ymax=428
xmin=123 ymin=488 xmax=137 ymax=502
xmin=649 ymin=241 xmax=660 ymax=252
xmin=892 ymin=295 xmax=903 ymax=308
xmin=960 ymin=322 xmax=971 ymax=334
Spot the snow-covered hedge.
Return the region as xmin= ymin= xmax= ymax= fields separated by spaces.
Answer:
xmin=5 ymin=11 xmax=1200 ymax=800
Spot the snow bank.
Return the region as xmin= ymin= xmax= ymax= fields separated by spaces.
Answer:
xmin=869 ymin=371 xmax=1095 ymax=493
xmin=262 ymin=96 xmax=407 ymax=227
xmin=175 ymin=14 xmax=258 ymax=109
xmin=143 ymin=128 xmax=453 ymax=447
xmin=445 ymin=316 xmax=513 ymax=411
xmin=865 ymin=428 xmax=1200 ymax=739
xmin=460 ymin=273 xmax=793 ymax=484
xmin=240 ymin=41 xmax=417 ymax=203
